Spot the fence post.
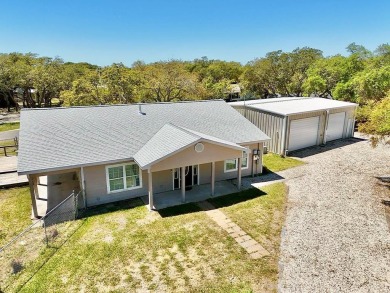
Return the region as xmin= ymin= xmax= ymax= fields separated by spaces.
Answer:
xmin=43 ymin=219 xmax=49 ymax=246
xmin=72 ymin=190 xmax=78 ymax=220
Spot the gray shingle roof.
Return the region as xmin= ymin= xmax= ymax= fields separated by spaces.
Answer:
xmin=134 ymin=123 xmax=245 ymax=169
xmin=18 ymin=100 xmax=269 ymax=174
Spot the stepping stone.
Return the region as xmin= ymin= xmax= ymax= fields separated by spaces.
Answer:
xmin=240 ymin=239 xmax=258 ymax=249
xmin=197 ymin=201 xmax=270 ymax=259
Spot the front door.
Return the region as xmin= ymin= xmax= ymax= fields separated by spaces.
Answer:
xmin=173 ymin=165 xmax=199 ymax=190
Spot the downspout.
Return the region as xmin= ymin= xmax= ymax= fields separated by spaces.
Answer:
xmin=251 ymin=147 xmax=254 ymax=177
xmin=281 ymin=116 xmax=288 ymax=157
xmin=258 ymin=143 xmax=263 ymax=174
xmin=323 ymin=110 xmax=330 ymax=145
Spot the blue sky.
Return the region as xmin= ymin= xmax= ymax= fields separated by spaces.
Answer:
xmin=1 ymin=0 xmax=389 ymax=66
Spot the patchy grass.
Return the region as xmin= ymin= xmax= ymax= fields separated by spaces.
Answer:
xmin=0 ymin=122 xmax=19 ymax=132
xmin=0 ymin=187 xmax=32 ymax=247
xmin=7 ymin=183 xmax=287 ymax=293
xmin=263 ymin=153 xmax=304 ymax=172
xmin=210 ymin=183 xmax=287 ymax=256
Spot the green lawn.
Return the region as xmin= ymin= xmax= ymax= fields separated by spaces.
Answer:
xmin=0 ymin=187 xmax=32 ymax=247
xmin=263 ymin=153 xmax=304 ymax=172
xmin=3 ymin=183 xmax=287 ymax=293
xmin=0 ymin=122 xmax=20 ymax=132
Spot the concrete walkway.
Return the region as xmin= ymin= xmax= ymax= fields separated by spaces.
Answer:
xmin=197 ymin=200 xmax=270 ymax=259
xmin=0 ymin=156 xmax=28 ymax=188
xmin=0 ymin=156 xmax=18 ymax=173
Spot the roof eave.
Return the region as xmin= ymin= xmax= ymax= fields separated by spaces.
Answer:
xmin=18 ymin=157 xmax=135 ymax=176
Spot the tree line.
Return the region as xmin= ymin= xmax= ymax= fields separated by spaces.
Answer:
xmin=0 ymin=43 xmax=389 ymax=141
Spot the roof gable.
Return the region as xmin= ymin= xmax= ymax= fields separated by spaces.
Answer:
xmin=134 ymin=123 xmax=245 ymax=169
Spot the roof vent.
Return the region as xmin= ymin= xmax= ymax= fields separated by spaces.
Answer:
xmin=138 ymin=104 xmax=146 ymax=115
xmin=194 ymin=143 xmax=204 ymax=153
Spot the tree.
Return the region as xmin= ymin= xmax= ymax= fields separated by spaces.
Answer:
xmin=102 ymin=63 xmax=138 ymax=104
xmin=134 ymin=61 xmax=203 ymax=102
xmin=32 ymin=57 xmax=65 ymax=107
xmin=242 ymin=47 xmax=322 ymax=98
xmin=358 ymin=94 xmax=390 ymax=146
xmin=304 ymin=54 xmax=365 ymax=100
xmin=187 ymin=58 xmax=243 ymax=99
xmin=346 ymin=42 xmax=372 ymax=60
xmin=61 ymin=69 xmax=110 ymax=106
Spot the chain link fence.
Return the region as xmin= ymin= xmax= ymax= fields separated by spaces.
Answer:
xmin=0 ymin=191 xmax=85 ymax=292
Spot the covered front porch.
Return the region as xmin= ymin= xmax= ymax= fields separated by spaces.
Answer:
xmin=142 ymin=180 xmax=239 ymax=210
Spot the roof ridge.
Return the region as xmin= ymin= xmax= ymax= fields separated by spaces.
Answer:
xmin=20 ymin=99 xmax=225 ymax=111
xmin=171 ymin=124 xmax=202 ymax=139
xmin=244 ymin=97 xmax=311 ymax=106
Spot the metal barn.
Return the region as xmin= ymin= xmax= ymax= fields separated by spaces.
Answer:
xmin=229 ymin=97 xmax=358 ymax=155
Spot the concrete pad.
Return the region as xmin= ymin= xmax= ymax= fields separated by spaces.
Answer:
xmin=0 ymin=156 xmax=18 ymax=173
xmin=237 ymin=230 xmax=246 ymax=236
xmin=143 ymin=181 xmax=239 ymax=210
xmin=230 ymin=232 xmax=240 ymax=238
xmin=240 ymin=239 xmax=258 ymax=249
xmin=246 ymin=244 xmax=262 ymax=253
xmin=241 ymin=235 xmax=252 ymax=241
xmin=0 ymin=172 xmax=28 ymax=188
xmin=234 ymin=236 xmax=246 ymax=243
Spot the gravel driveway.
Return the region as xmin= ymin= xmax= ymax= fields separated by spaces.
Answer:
xmin=278 ymin=135 xmax=390 ymax=292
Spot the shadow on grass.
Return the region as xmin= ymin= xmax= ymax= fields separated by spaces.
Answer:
xmin=158 ymin=202 xmax=202 ymax=218
xmin=80 ymin=188 xmax=268 ymax=219
xmin=208 ymin=188 xmax=267 ymax=209
xmin=289 ymin=137 xmax=366 ymax=158
xmin=81 ymin=197 xmax=145 ymax=218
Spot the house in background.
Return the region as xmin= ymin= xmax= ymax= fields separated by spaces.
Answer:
xmin=17 ymin=100 xmax=270 ymax=218
xmin=229 ymin=97 xmax=358 ymax=155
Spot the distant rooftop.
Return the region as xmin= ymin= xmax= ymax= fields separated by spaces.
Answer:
xmin=229 ymin=97 xmax=357 ymax=116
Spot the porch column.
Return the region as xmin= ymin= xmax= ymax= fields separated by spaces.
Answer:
xmin=148 ymin=169 xmax=154 ymax=210
xmin=33 ymin=176 xmax=39 ymax=199
xmin=80 ymin=167 xmax=87 ymax=208
xmin=237 ymin=157 xmax=242 ymax=190
xmin=181 ymin=167 xmax=185 ymax=203
xmin=28 ymin=175 xmax=38 ymax=218
xmin=211 ymin=162 xmax=215 ymax=196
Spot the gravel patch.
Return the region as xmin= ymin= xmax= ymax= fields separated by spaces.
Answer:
xmin=278 ymin=134 xmax=390 ymax=292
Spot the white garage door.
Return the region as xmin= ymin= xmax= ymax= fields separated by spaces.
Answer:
xmin=288 ymin=116 xmax=320 ymax=151
xmin=326 ymin=112 xmax=345 ymax=141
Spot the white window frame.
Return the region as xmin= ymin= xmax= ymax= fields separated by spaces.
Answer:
xmin=105 ymin=162 xmax=143 ymax=194
xmin=224 ymin=159 xmax=238 ymax=173
xmin=224 ymin=147 xmax=250 ymax=173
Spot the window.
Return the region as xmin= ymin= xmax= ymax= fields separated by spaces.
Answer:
xmin=106 ymin=163 xmax=142 ymax=193
xmin=224 ymin=159 xmax=238 ymax=172
xmin=224 ymin=147 xmax=250 ymax=173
